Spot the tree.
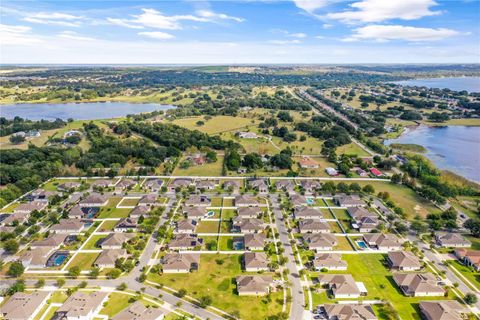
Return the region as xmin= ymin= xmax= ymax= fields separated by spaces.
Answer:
xmin=362 ymin=184 xmax=375 ymax=194
xmin=3 ymin=239 xmax=19 ymax=254
xmin=35 ymin=279 xmax=45 ymax=288
xmin=225 ymin=149 xmax=241 ymax=171
xmin=198 ymin=295 xmax=212 ymax=308
xmin=196 ymin=120 xmax=205 ymax=126
xmin=9 ymin=135 xmax=26 ymax=144
xmin=68 ymin=266 xmax=81 ymax=278
xmin=107 ymin=268 xmax=122 ymax=279
xmin=7 ymin=280 xmax=25 ymax=295
xmin=138 ymin=273 xmax=147 ymax=283
xmin=464 ymin=219 xmax=480 ymax=238
xmin=175 ymin=288 xmax=187 ymax=298
xmin=89 ymin=267 xmax=100 ymax=279
xmin=117 ymin=283 xmax=128 ymax=290
xmin=205 ymin=150 xmax=217 ymax=163
xmin=7 ymin=261 xmax=24 ymax=277
xmin=56 ymin=278 xmax=66 ymax=288
xmin=465 ymin=293 xmax=477 ymax=305
xmin=242 ymin=153 xmax=263 ymax=170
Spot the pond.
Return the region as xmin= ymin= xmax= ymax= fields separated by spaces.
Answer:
xmin=385 ymin=125 xmax=480 ymax=183
xmin=0 ymin=102 xmax=176 ymax=120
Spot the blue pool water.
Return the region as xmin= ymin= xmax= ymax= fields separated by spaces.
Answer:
xmin=306 ymin=198 xmax=314 ymax=205
xmin=52 ymin=253 xmax=68 ymax=266
xmin=356 ymin=241 xmax=368 ymax=249
xmin=206 ymin=211 xmax=215 ymax=217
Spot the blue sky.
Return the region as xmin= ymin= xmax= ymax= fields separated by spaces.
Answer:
xmin=1 ymin=0 xmax=479 ymax=64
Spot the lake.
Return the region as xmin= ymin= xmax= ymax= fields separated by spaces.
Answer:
xmin=392 ymin=76 xmax=480 ymax=92
xmin=0 ymin=102 xmax=176 ymax=120
xmin=385 ymin=125 xmax=480 ymax=183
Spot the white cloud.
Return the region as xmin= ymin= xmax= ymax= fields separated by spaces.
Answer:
xmin=138 ymin=31 xmax=175 ymax=40
xmin=344 ymin=24 xmax=460 ymax=42
xmin=322 ymin=24 xmax=333 ymax=29
xmin=268 ymin=39 xmax=302 ymax=45
xmin=107 ymin=8 xmax=243 ymax=30
xmin=289 ymin=32 xmax=307 ymax=38
xmin=327 ymin=0 xmax=442 ymax=23
xmin=22 ymin=12 xmax=84 ymax=27
xmin=292 ymin=0 xmax=332 ymax=13
xmin=0 ymin=23 xmax=43 ymax=46
xmin=57 ymin=31 xmax=96 ymax=41
xmin=315 ymin=35 xmax=325 ymax=39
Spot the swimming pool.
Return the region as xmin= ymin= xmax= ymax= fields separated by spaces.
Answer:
xmin=306 ymin=198 xmax=315 ymax=205
xmin=206 ymin=211 xmax=215 ymax=217
xmin=47 ymin=252 xmax=69 ymax=267
xmin=356 ymin=240 xmax=368 ymax=249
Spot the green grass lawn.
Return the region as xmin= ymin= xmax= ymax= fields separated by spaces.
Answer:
xmin=449 ymin=260 xmax=480 ymax=289
xmin=148 ymin=254 xmax=283 ymax=320
xmin=211 ymin=197 xmax=223 ymax=207
xmin=173 ymin=156 xmax=224 ymax=176
xmin=336 ymin=142 xmax=370 ymax=157
xmin=223 ymin=198 xmax=235 ymax=207
xmin=221 ymin=209 xmax=237 ymax=220
xmin=200 ymin=236 xmax=218 ymax=250
xmin=196 ymin=221 xmax=220 ymax=233
xmin=335 ymin=236 xmax=354 ymax=250
xmin=49 ymin=291 xmax=68 ymax=303
xmin=220 ymin=221 xmax=232 ymax=233
xmin=97 ymin=208 xmax=131 ymax=219
xmin=67 ymin=252 xmax=100 ymax=270
xmin=99 ymin=292 xmax=131 ymax=318
xmin=328 ymin=221 xmax=343 ymax=233
xmin=330 ymin=209 xmax=350 ymax=220
xmin=172 ymin=115 xmax=255 ymax=134
xmin=98 ymin=220 xmax=119 ymax=231
xmin=119 ymin=198 xmax=140 ymax=206
xmin=218 ymin=237 xmax=236 ymax=251
xmin=82 ymin=235 xmax=107 ymax=250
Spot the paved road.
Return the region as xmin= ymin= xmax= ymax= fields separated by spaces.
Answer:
xmin=271 ymin=195 xmax=306 ymax=320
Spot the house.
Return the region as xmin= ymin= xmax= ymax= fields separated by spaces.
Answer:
xmin=169 ymin=178 xmax=192 ymax=192
xmin=356 ymin=168 xmax=368 ymax=177
xmin=348 ymin=207 xmax=379 ymax=232
xmin=299 ymin=156 xmax=319 ymax=169
xmin=162 ymin=253 xmax=200 ymax=273
xmin=237 ymin=131 xmax=258 ymax=139
xmin=57 ymin=181 xmax=81 ymax=191
xmin=454 ymin=248 xmax=480 ymax=271
xmin=294 ymin=206 xmax=323 ymax=219
xmin=188 ymin=153 xmax=207 ymax=166
xmin=185 ymin=195 xmax=211 ymax=207
xmin=313 ymin=253 xmax=347 ymax=271
xmin=100 ymin=233 xmax=135 ymax=249
xmin=249 ymin=179 xmax=268 ymax=194
xmin=144 ymin=179 xmax=164 ymax=192
xmin=168 ymin=234 xmax=201 ymax=250
xmin=298 ymin=179 xmax=321 ymax=193
xmin=1 ymin=211 xmax=30 ymax=226
xmin=50 ymin=219 xmax=84 ymax=234
xmin=303 ymin=233 xmax=337 ymax=251
xmin=91 ymin=179 xmax=112 ymax=188
xmin=1 ymin=291 xmax=51 ymax=320
xmin=275 ymin=179 xmax=296 ymax=192
xmin=14 ymin=201 xmax=48 ymax=214
xmin=370 ymin=168 xmax=383 ymax=177
xmin=223 ymin=180 xmax=241 ymax=192
xmin=19 ymin=247 xmax=53 ymax=268
xmin=64 ymin=130 xmax=81 ymax=138
xmin=393 ymin=273 xmax=444 ymax=297
xmin=419 ymin=301 xmax=466 ymax=320
xmin=25 ymin=189 xmax=57 ymax=202
xmin=290 ymin=194 xmax=308 ymax=206
xmin=244 ymin=233 xmax=266 ymax=251
xmin=94 ymin=249 xmax=129 ymax=268
xmin=112 ymin=301 xmax=165 ymax=320
xmin=334 ymin=194 xmax=366 ymax=207
xmin=235 ymin=195 xmax=260 ymax=207
xmin=317 ymin=274 xmax=364 ymax=298
xmin=435 ymin=233 xmax=471 ymax=248
xmin=79 ymin=194 xmax=108 ymax=207
xmin=387 ymin=251 xmax=422 ymax=271
xmin=129 ymin=206 xmax=150 ymax=219
xmin=175 ymin=219 xmax=197 ymax=234
xmin=325 ymin=167 xmax=339 ymax=176
xmin=237 ymin=207 xmax=262 ymax=219
xmin=236 ymin=275 xmax=273 ymax=296
xmin=372 ymin=199 xmax=392 ymax=216
xmin=322 ymin=304 xmax=377 ymax=320
xmin=363 ymin=233 xmax=402 ymax=251
xmin=115 ymin=179 xmax=136 ymax=192
xmin=30 ymin=234 xmax=66 ymax=250
xmin=138 ymin=194 xmax=157 ymax=207
xmin=196 ymin=180 xmax=216 ymax=191
xmin=114 ymin=218 xmax=138 ymax=232
xmin=68 ymin=205 xmax=99 ymax=219
xmin=232 ymin=218 xmax=265 ymax=234
xmin=183 ymin=207 xmax=206 ymax=220
xmin=55 ymin=291 xmax=109 ymax=320
xmin=244 ymin=252 xmax=269 ymax=272
xmin=298 ymin=219 xmax=330 ymax=234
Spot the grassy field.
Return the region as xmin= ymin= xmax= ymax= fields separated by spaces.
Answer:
xmin=196 ymin=221 xmax=220 ymax=233
xmin=336 ymin=143 xmax=370 ymax=157
xmin=66 ymin=252 xmax=100 ymax=270
xmin=99 ymin=292 xmax=131 ymax=318
xmin=82 ymin=235 xmax=106 ymax=250
xmin=389 ymin=143 xmax=427 ymax=153
xmin=171 ymin=115 xmax=255 ymax=135
xmin=98 ymin=220 xmax=119 ymax=231
xmin=148 ymin=254 xmax=283 ymax=320
xmin=449 ymin=260 xmax=480 ymax=289
xmin=423 ymin=118 xmax=480 ymax=126
xmin=173 ymin=156 xmax=224 ymax=176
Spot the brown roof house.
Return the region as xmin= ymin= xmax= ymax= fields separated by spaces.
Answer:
xmin=393 ymin=273 xmax=445 ymax=297
xmin=50 ymin=219 xmax=84 ymax=234
xmin=94 ymin=249 xmax=129 ymax=268
xmin=333 ymin=194 xmax=366 ymax=207
xmin=237 ymin=207 xmax=262 ymax=219
xmin=168 ymin=234 xmax=200 ymax=250
xmin=196 ymin=180 xmax=217 ymax=191
xmin=419 ymin=300 xmax=466 ymax=320
xmin=236 ymin=275 xmax=273 ymax=296
xmin=298 ymin=219 xmax=330 ymax=234
xmin=55 ymin=291 xmax=109 ymax=319
xmin=100 ymin=233 xmax=135 ymax=249
xmin=303 ymin=233 xmax=337 ymax=252
xmin=183 ymin=207 xmax=206 ymax=220
xmin=387 ymin=251 xmax=422 ymax=271
xmin=30 ymin=234 xmax=66 ymax=250
xmin=57 ymin=181 xmax=82 ymax=191
xmin=13 ymin=201 xmax=48 ymax=214
xmin=244 ymin=252 xmax=269 ymax=272
xmin=317 ymin=274 xmax=365 ymax=298
xmin=1 ymin=291 xmax=51 ymax=320
xmin=79 ymin=193 xmax=108 ymax=207
xmin=115 ymin=179 xmax=136 ymax=192
xmin=175 ymin=219 xmax=197 ymax=234
xmin=436 ymin=233 xmax=471 ymax=248
xmin=248 ymin=179 xmax=269 ymax=194
xmin=299 ymin=156 xmax=319 ymax=169
xmin=162 ymin=253 xmax=200 ymax=273
xmin=363 ymin=233 xmax=402 ymax=251
xmin=223 ymin=180 xmax=241 ymax=193
xmin=290 ymin=194 xmax=308 ymax=206
xmin=169 ymin=178 xmax=192 ymax=192
xmin=298 ymin=180 xmax=321 ymax=193
xmin=294 ymin=206 xmax=323 ymax=219
xmin=91 ymin=179 xmax=112 ymax=188
xmin=455 ymin=248 xmax=480 ymax=271
xmin=185 ymin=195 xmax=211 ymax=207
xmin=144 ymin=179 xmax=164 ymax=192
xmin=129 ymin=206 xmax=151 ymax=219
xmin=276 ymin=179 xmax=296 ymax=193
xmin=112 ymin=301 xmax=165 ymax=320
xmin=313 ymin=253 xmax=347 ymax=271
xmin=322 ymin=304 xmax=377 ymax=320
xmin=1 ymin=211 xmax=30 ymax=226
xmin=235 ymin=195 xmax=260 ymax=207
xmin=138 ymin=194 xmax=157 ymax=207
xmin=244 ymin=233 xmax=266 ymax=251
xmin=19 ymin=247 xmax=53 ymax=268
xmin=114 ymin=218 xmax=138 ymax=232
xmin=232 ymin=217 xmax=265 ymax=234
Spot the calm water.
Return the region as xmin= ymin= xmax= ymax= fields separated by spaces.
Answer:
xmin=385 ymin=126 xmax=480 ymax=183
xmin=392 ymin=77 xmax=480 ymax=93
xmin=0 ymin=102 xmax=176 ymax=120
